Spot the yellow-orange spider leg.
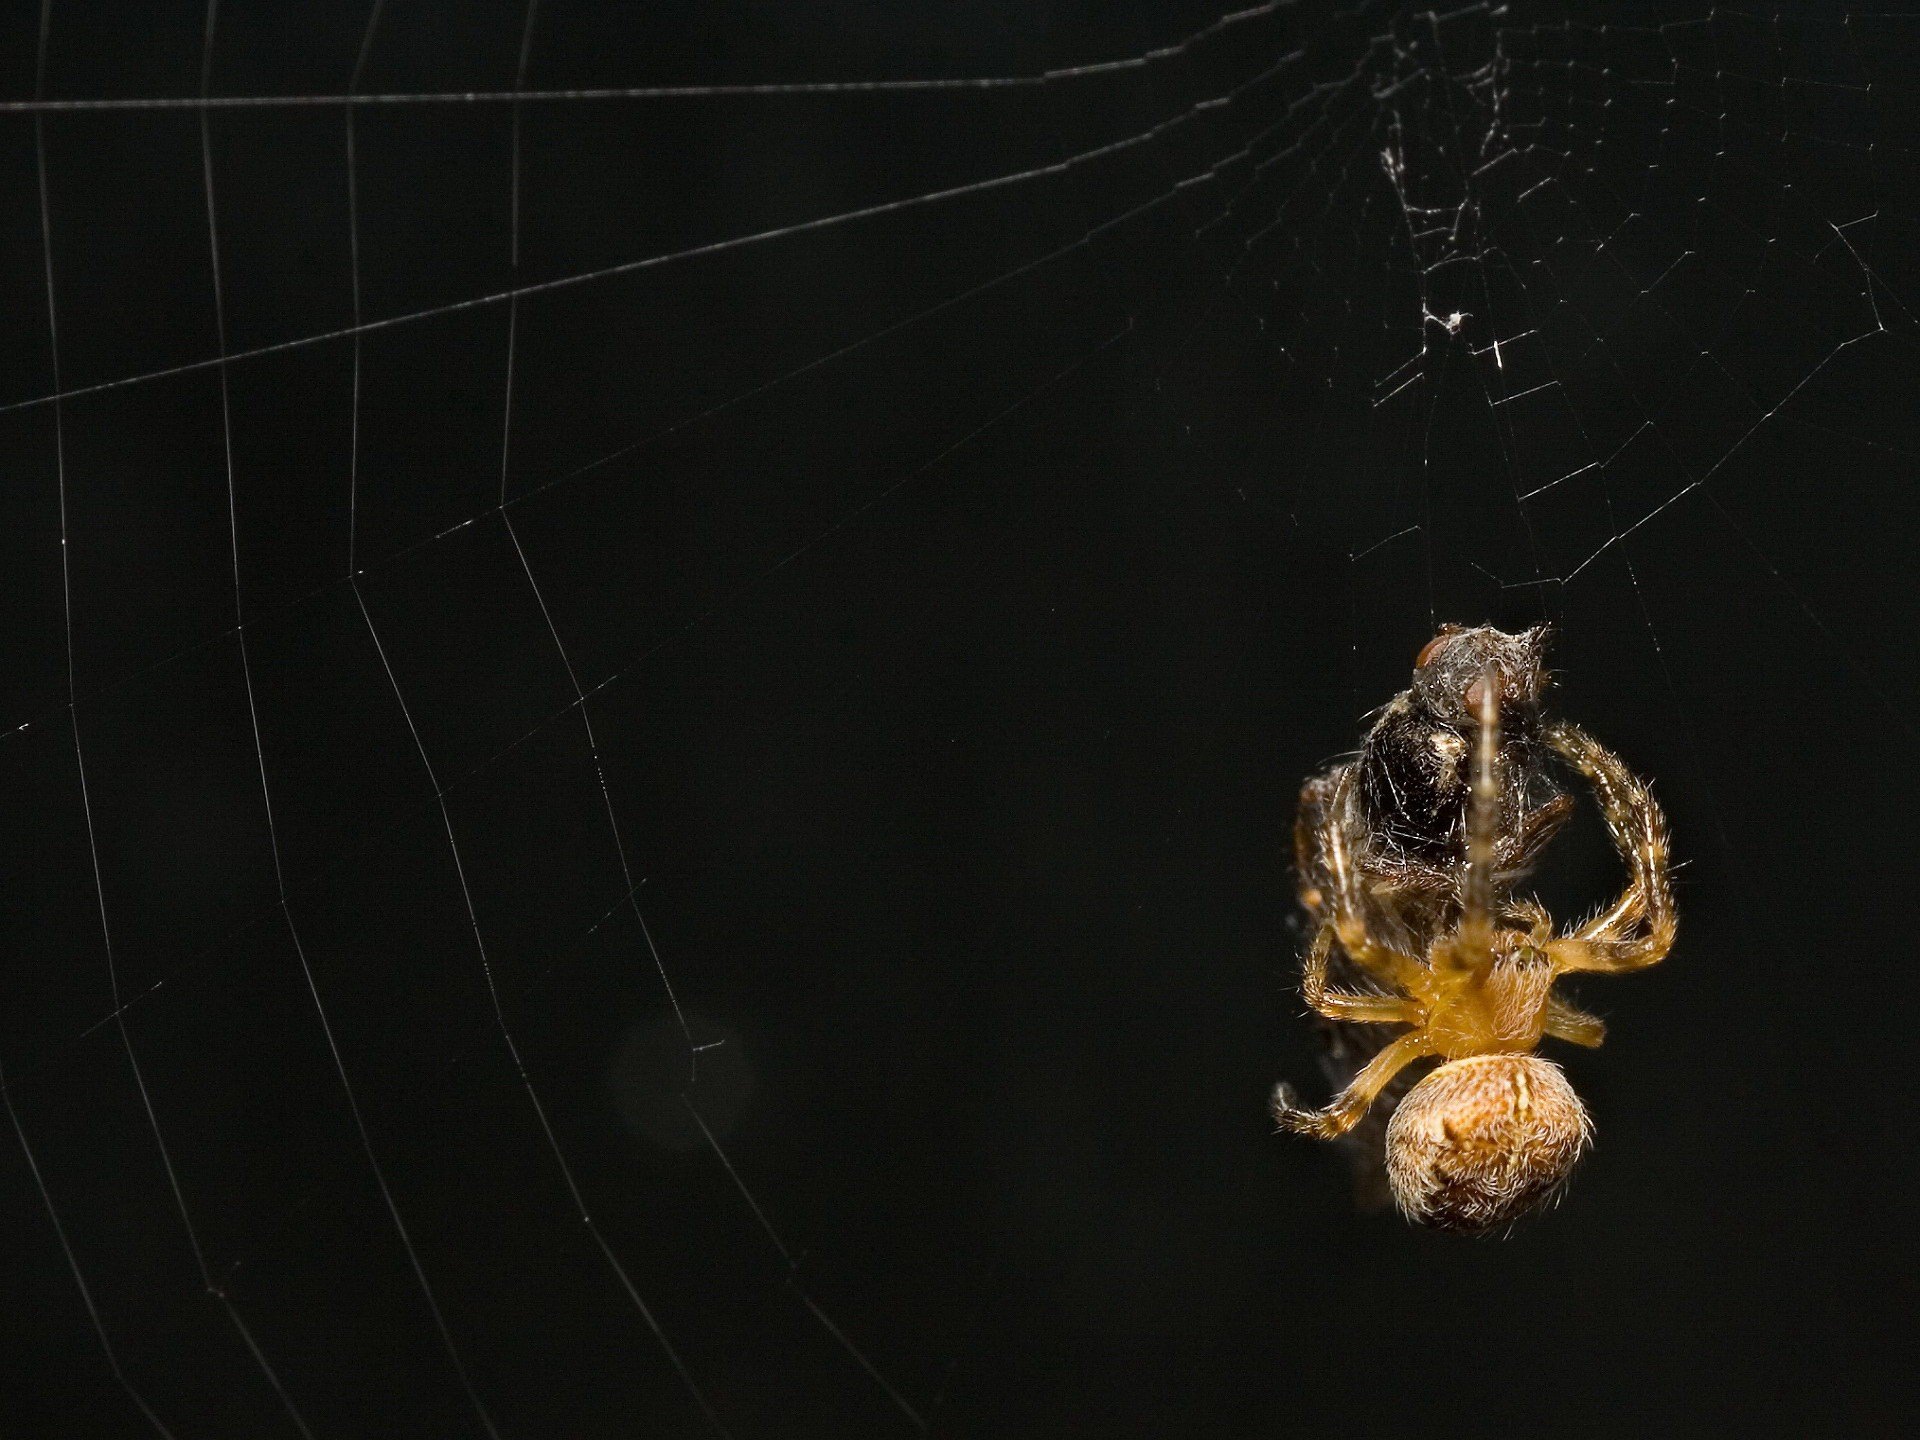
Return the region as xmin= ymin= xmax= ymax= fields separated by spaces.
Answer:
xmin=1301 ymin=925 xmax=1421 ymax=1026
xmin=1319 ymin=776 xmax=1426 ymax=990
xmin=1544 ymin=994 xmax=1607 ymax=1047
xmin=1438 ymin=666 xmax=1504 ymax=979
xmin=1500 ymin=898 xmax=1553 ymax=945
xmin=1544 ymin=721 xmax=1675 ymax=974
xmin=1272 ymin=1030 xmax=1436 ymax=1140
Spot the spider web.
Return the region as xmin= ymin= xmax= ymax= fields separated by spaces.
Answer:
xmin=1 ymin=1 xmax=1914 ymax=1435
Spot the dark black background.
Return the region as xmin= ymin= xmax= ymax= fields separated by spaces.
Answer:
xmin=1 ymin=2 xmax=1916 ymax=1436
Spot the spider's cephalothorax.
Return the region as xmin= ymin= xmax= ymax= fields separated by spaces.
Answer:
xmin=1274 ymin=629 xmax=1674 ymax=1234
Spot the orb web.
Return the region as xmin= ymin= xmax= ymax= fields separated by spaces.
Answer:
xmin=1 ymin=2 xmax=1913 ymax=1434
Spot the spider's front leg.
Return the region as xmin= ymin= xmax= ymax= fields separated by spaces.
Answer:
xmin=1300 ymin=925 xmax=1422 ymax=1026
xmin=1544 ymin=721 xmax=1675 ymax=975
xmin=1443 ymin=664 xmax=1505 ymax=969
xmin=1293 ymin=770 xmax=1342 ymax=916
xmin=1319 ymin=775 xmax=1428 ymax=992
xmin=1273 ymin=1031 xmax=1436 ymax=1139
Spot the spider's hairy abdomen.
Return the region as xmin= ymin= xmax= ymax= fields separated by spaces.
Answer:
xmin=1384 ymin=1055 xmax=1591 ymax=1235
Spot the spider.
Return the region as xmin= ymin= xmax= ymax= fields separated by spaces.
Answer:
xmin=1288 ymin=625 xmax=1579 ymax=1212
xmin=1273 ymin=627 xmax=1675 ymax=1233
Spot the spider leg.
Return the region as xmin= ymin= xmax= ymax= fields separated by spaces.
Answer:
xmin=1579 ymin=895 xmax=1646 ymax=945
xmin=1543 ymin=721 xmax=1675 ymax=974
xmin=1293 ymin=770 xmax=1341 ymax=917
xmin=1544 ymin=993 xmax=1607 ymax=1047
xmin=1272 ymin=1030 xmax=1436 ymax=1140
xmin=1301 ymin=925 xmax=1422 ymax=1025
xmin=1320 ymin=793 xmax=1426 ymax=989
xmin=1444 ymin=665 xmax=1503 ymax=972
xmin=1500 ymin=897 xmax=1553 ymax=945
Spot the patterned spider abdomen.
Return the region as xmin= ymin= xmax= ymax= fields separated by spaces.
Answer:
xmin=1383 ymin=1054 xmax=1591 ymax=1235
